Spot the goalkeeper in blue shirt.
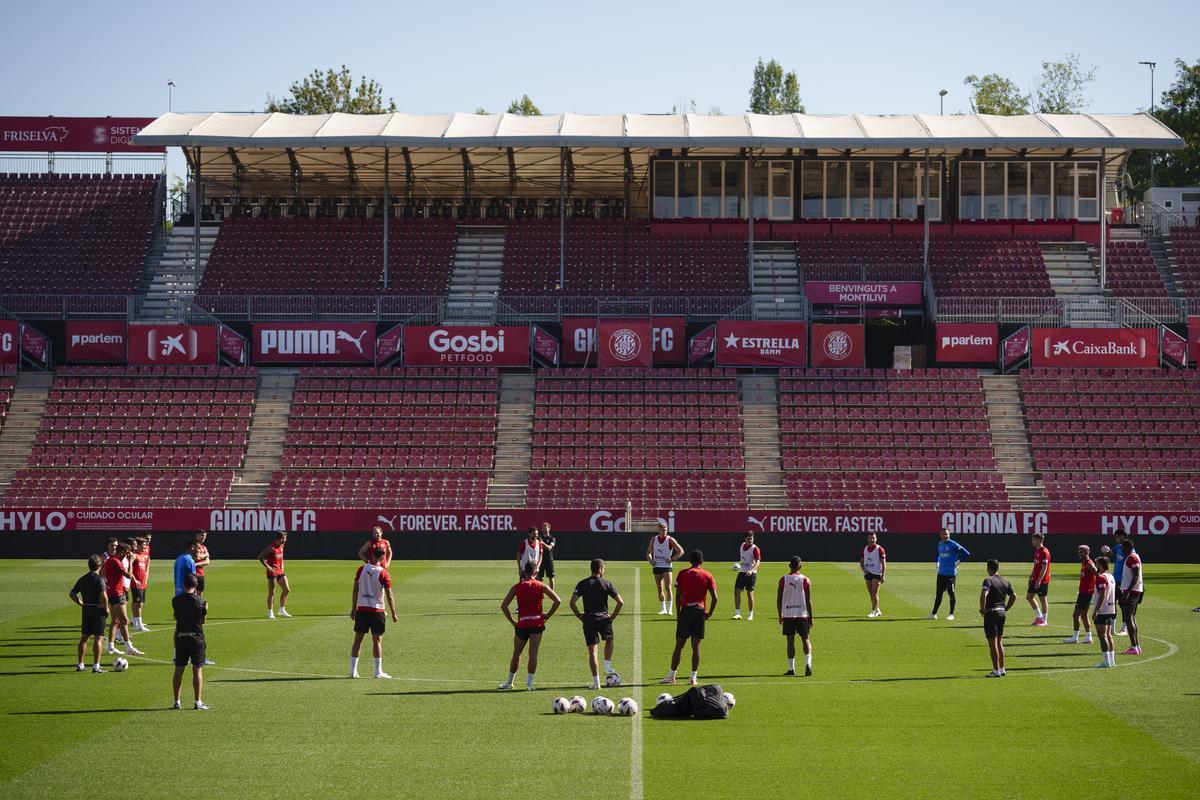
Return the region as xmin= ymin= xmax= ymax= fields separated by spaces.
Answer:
xmin=926 ymin=527 xmax=970 ymax=620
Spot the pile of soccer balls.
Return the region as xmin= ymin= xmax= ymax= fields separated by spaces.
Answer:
xmin=552 ymin=692 xmax=639 ymax=717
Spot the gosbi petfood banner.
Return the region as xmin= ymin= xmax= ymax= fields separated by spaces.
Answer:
xmin=810 ymin=324 xmax=866 ymax=368
xmin=0 ymin=507 xmax=1197 ymax=535
xmin=561 ymin=318 xmax=685 ymax=365
xmin=252 ymin=323 xmax=375 ymax=364
xmin=127 ymin=324 xmax=218 ymax=366
xmin=1031 ymin=327 xmax=1158 ymax=368
xmin=402 ymin=326 xmax=529 ymax=366
xmin=597 ymin=319 xmax=653 ymax=367
xmin=715 ymin=321 xmax=807 ymax=366
xmin=0 ymin=117 xmax=162 ymax=152
xmin=936 ymin=323 xmax=999 ymax=363
xmin=66 ymin=321 xmax=127 ymax=362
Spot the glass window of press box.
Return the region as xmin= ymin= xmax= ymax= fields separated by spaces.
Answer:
xmin=958 ymin=161 xmax=1099 ymax=221
xmin=798 ymin=161 xmax=941 ymax=221
xmin=652 ymin=160 xmax=791 ymax=220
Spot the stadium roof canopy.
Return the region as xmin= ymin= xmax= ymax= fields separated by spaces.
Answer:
xmin=137 ymin=111 xmax=1181 ymax=151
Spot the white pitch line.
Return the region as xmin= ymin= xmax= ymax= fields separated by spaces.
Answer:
xmin=630 ymin=566 xmax=643 ymax=800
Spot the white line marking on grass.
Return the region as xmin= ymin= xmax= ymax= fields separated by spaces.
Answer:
xmin=630 ymin=567 xmax=643 ymax=800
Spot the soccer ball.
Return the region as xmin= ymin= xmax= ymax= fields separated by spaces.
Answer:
xmin=605 ymin=671 xmax=622 ymax=687
xmin=568 ymin=696 xmax=586 ymax=713
xmin=617 ymin=697 xmax=639 ymax=716
xmin=112 ymin=657 xmax=129 ymax=672
xmin=592 ymin=696 xmax=615 ymax=715
xmin=731 ymin=562 xmax=742 ymax=571
xmin=656 ymin=692 xmax=673 ymax=706
xmin=552 ymin=697 xmax=571 ymax=714
xmin=723 ymin=691 xmax=736 ymax=708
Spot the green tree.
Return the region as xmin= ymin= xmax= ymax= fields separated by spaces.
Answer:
xmin=506 ymin=95 xmax=541 ymax=115
xmin=1127 ymin=58 xmax=1200 ymax=193
xmin=963 ymin=73 xmax=1030 ymax=115
xmin=1035 ymin=53 xmax=1098 ymax=113
xmin=265 ymin=65 xmax=396 ymax=114
xmin=749 ymin=58 xmax=804 ymax=114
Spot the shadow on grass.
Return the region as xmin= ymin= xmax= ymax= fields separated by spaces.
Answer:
xmin=18 ymin=626 xmax=78 ymax=633
xmin=368 ymin=688 xmax=513 ymax=697
xmin=1145 ymin=573 xmax=1200 ymax=584
xmin=8 ymin=707 xmax=174 ymax=716
xmin=844 ymin=617 xmax=926 ymax=623
xmin=0 ymin=669 xmax=67 ymax=677
xmin=211 ymin=676 xmax=344 ymax=684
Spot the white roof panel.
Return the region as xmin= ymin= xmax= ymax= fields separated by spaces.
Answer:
xmin=134 ymin=111 xmax=1183 ymax=151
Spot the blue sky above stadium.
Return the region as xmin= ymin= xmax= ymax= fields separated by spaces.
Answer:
xmin=2 ymin=0 xmax=1197 ymax=119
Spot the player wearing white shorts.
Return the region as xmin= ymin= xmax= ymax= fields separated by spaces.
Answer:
xmin=646 ymin=523 xmax=684 ymax=615
xmin=732 ymin=530 xmax=761 ymax=620
xmin=860 ymin=533 xmax=886 ymax=617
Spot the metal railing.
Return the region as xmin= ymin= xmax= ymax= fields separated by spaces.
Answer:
xmin=935 ymin=295 xmax=1191 ymax=326
xmin=1137 ymin=201 xmax=1189 ymax=237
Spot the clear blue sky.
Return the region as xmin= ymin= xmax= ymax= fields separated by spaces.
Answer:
xmin=1 ymin=0 xmax=1195 ymax=118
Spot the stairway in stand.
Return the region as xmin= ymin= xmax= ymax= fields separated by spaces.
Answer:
xmin=0 ymin=372 xmax=52 ymax=498
xmin=228 ymin=369 xmax=295 ymax=508
xmin=981 ymin=374 xmax=1044 ymax=511
xmin=486 ymin=373 xmax=534 ymax=509
xmin=751 ymin=241 xmax=802 ymax=320
xmin=445 ymin=225 xmax=506 ymax=324
xmin=740 ymin=374 xmax=786 ymax=509
xmin=1040 ymin=241 xmax=1113 ymax=326
xmin=137 ymin=225 xmax=219 ymax=320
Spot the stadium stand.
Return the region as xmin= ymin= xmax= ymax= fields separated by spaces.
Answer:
xmin=778 ymin=368 xmax=1009 ymax=511
xmin=1170 ymin=226 xmax=1200 ymax=297
xmin=501 ymin=219 xmax=748 ymax=296
xmin=790 ymin=235 xmax=924 ymax=282
xmin=263 ymin=367 xmax=497 ymax=507
xmin=1104 ymin=240 xmax=1170 ymax=297
xmin=4 ymin=366 xmax=252 ymax=508
xmin=0 ymin=174 xmax=158 ymax=293
xmin=526 ymin=368 xmax=748 ymax=509
xmin=1022 ymin=368 xmax=1200 ymax=510
xmin=197 ymin=218 xmax=456 ymax=296
xmin=929 ymin=237 xmax=1054 ymax=298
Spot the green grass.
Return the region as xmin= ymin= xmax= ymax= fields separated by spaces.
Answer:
xmin=0 ymin=558 xmax=1198 ymax=799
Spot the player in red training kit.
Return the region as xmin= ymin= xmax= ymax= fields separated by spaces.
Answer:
xmin=350 ymin=547 xmax=398 ymax=679
xmin=1064 ymin=545 xmax=1096 ymax=644
xmin=358 ymin=526 xmax=393 ymax=569
xmin=662 ymin=549 xmax=718 ymax=687
xmin=499 ymin=562 xmax=561 ymax=691
xmin=1026 ymin=533 xmax=1051 ymax=626
xmin=860 ymin=532 xmax=886 ymax=617
xmin=258 ymin=531 xmax=291 ymax=619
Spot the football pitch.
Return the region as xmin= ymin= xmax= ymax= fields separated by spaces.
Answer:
xmin=1 ymin=558 xmax=1198 ymax=799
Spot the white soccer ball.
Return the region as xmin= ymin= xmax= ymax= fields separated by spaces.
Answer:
xmin=605 ymin=671 xmax=622 ymax=687
xmin=656 ymin=692 xmax=673 ymax=706
xmin=723 ymin=691 xmax=736 ymax=708
xmin=112 ymin=657 xmax=129 ymax=672
xmin=731 ymin=562 xmax=742 ymax=571
xmin=552 ymin=697 xmax=571 ymax=714
xmin=568 ymin=696 xmax=586 ymax=713
xmin=617 ymin=697 xmax=639 ymax=716
xmin=592 ymin=696 xmax=615 ymax=715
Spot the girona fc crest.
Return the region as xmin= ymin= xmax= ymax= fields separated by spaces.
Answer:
xmin=822 ymin=330 xmax=852 ymax=361
xmin=608 ymin=328 xmax=643 ymax=362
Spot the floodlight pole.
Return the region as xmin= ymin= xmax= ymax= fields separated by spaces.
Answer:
xmin=1138 ymin=61 xmax=1156 ymax=187
xmin=383 ymin=147 xmax=390 ymax=290
xmin=747 ymin=151 xmax=754 ymax=296
xmin=559 ymin=147 xmax=566 ymax=291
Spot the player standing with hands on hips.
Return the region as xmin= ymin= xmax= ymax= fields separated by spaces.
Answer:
xmin=69 ymin=554 xmax=109 ymax=673
xmin=732 ymin=530 xmax=760 ymax=620
xmin=860 ymin=532 xmax=886 ymax=617
xmin=1027 ymin=533 xmax=1051 ymax=626
xmin=537 ymin=522 xmax=557 ymax=591
xmin=516 ymin=527 xmax=542 ymax=581
xmin=778 ymin=556 xmax=813 ymax=676
xmin=647 ymin=522 xmax=684 ymax=615
xmin=499 ymin=562 xmax=561 ymax=691
xmin=569 ymin=559 xmax=623 ymax=690
xmin=661 ymin=550 xmax=718 ymax=686
xmin=980 ymin=558 xmax=1017 ymax=678
xmin=259 ymin=531 xmax=291 ymax=619
xmin=1064 ymin=545 xmax=1096 ymax=644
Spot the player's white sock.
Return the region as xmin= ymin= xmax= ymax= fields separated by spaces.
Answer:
xmin=374 ymin=658 xmax=383 ymax=676
xmin=526 ymin=673 xmax=535 ymax=689
xmin=788 ymin=658 xmax=795 ymax=671
xmin=805 ymin=653 xmax=812 ymax=668
xmin=667 ymin=669 xmax=676 ymax=679
xmin=603 ymin=660 xmax=613 ymax=673
xmin=77 ymin=662 xmax=85 ymax=670
xmin=350 ymin=656 xmax=359 ymax=676
xmin=1083 ymin=633 xmax=1093 ymax=643
xmin=690 ymin=671 xmax=698 ymax=682
xmin=734 ymin=606 xmax=740 ymax=614
xmin=507 ymin=672 xmax=516 ymax=684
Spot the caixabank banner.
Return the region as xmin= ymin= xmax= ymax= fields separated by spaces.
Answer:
xmin=1032 ymin=328 xmax=1158 ymax=368
xmin=127 ymin=324 xmax=217 ymax=365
